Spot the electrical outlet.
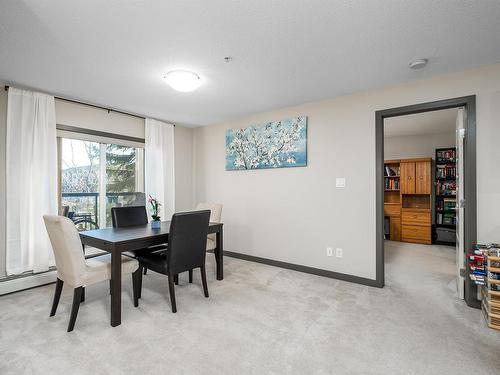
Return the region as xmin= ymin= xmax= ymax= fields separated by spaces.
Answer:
xmin=326 ymin=247 xmax=333 ymax=257
xmin=336 ymin=248 xmax=343 ymax=258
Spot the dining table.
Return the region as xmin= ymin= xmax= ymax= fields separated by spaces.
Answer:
xmin=79 ymin=221 xmax=224 ymax=327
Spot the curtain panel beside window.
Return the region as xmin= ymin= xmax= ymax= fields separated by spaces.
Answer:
xmin=6 ymin=88 xmax=58 ymax=275
xmin=144 ymin=119 xmax=175 ymax=221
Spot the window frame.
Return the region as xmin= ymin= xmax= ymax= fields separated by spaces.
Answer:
xmin=56 ymin=126 xmax=145 ymax=228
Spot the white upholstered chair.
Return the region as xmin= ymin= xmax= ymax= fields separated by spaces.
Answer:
xmin=43 ymin=215 xmax=140 ymax=332
xmin=195 ymin=203 xmax=223 ymax=251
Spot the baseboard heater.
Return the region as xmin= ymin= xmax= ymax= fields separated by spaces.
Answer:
xmin=0 ymin=270 xmax=57 ymax=296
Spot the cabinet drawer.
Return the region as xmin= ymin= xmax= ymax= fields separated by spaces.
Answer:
xmin=402 ymin=225 xmax=431 ymax=244
xmin=384 ymin=204 xmax=400 ymax=217
xmin=401 ymin=210 xmax=431 ymax=226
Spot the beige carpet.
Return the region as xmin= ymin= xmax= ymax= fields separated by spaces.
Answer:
xmin=1 ymin=243 xmax=499 ymax=374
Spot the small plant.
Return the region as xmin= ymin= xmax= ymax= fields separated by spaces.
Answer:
xmin=148 ymin=195 xmax=161 ymax=222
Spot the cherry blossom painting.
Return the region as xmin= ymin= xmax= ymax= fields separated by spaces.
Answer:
xmin=225 ymin=116 xmax=307 ymax=170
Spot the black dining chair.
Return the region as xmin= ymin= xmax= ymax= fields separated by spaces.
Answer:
xmin=135 ymin=210 xmax=211 ymax=313
xmin=111 ymin=206 xmax=167 ymax=275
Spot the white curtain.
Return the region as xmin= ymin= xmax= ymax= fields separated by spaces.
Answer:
xmin=6 ymin=88 xmax=58 ymax=275
xmin=145 ymin=119 xmax=175 ymax=221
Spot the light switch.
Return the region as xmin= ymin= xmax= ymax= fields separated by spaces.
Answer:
xmin=336 ymin=178 xmax=346 ymax=188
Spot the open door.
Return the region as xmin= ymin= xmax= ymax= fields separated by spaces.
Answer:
xmin=456 ymin=107 xmax=466 ymax=299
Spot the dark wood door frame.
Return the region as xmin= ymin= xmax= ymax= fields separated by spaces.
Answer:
xmin=375 ymin=95 xmax=479 ymax=308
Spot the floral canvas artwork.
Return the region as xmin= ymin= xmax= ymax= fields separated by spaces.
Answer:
xmin=225 ymin=116 xmax=307 ymax=170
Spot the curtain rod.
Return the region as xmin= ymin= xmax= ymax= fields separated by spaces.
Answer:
xmin=4 ymin=85 xmax=175 ymax=126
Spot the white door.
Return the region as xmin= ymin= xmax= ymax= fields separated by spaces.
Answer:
xmin=456 ymin=108 xmax=466 ymax=299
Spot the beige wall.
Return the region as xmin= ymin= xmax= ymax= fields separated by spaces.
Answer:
xmin=55 ymin=99 xmax=145 ymax=139
xmin=194 ymin=63 xmax=500 ymax=281
xmin=384 ymin=132 xmax=456 ymax=160
xmin=174 ymin=126 xmax=195 ymax=211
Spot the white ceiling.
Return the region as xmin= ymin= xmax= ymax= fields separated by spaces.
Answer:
xmin=1 ymin=1 xmax=500 ymax=127
xmin=384 ymin=108 xmax=458 ymax=137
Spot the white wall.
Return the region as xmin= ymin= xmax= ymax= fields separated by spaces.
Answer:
xmin=194 ymin=63 xmax=500 ymax=281
xmin=384 ymin=132 xmax=455 ymax=160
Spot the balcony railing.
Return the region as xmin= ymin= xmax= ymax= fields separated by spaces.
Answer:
xmin=61 ymin=192 xmax=146 ymax=230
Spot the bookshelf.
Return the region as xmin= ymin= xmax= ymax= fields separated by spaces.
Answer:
xmin=384 ymin=161 xmax=400 ymax=192
xmin=384 ymin=160 xmax=401 ymax=241
xmin=434 ymin=147 xmax=457 ymax=245
xmin=384 ymin=158 xmax=432 ymax=244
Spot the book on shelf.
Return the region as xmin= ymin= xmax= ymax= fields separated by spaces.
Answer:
xmin=436 ymin=149 xmax=456 ymax=163
xmin=436 ymin=212 xmax=456 ymax=225
xmin=384 ymin=178 xmax=400 ymax=190
xmin=436 ymin=165 xmax=456 ymax=179
xmin=436 ymin=180 xmax=456 ymax=196
xmin=384 ymin=165 xmax=400 ymax=177
xmin=436 ymin=199 xmax=457 ymax=211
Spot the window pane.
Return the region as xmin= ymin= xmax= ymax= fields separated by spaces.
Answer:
xmin=60 ymin=138 xmax=100 ymax=230
xmin=105 ymin=144 xmax=145 ymax=227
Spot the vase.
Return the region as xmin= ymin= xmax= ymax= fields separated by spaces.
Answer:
xmin=151 ymin=220 xmax=161 ymax=229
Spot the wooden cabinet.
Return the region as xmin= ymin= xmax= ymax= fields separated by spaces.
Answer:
xmin=386 ymin=158 xmax=432 ymax=245
xmin=415 ymin=161 xmax=431 ymax=194
xmin=401 ymin=210 xmax=431 ymax=226
xmin=384 ymin=203 xmax=400 ymax=217
xmin=401 ymin=159 xmax=431 ymax=194
xmin=390 ymin=216 xmax=401 ymax=241
xmin=400 ymin=161 xmax=415 ymax=194
xmin=401 ymin=224 xmax=431 ymax=244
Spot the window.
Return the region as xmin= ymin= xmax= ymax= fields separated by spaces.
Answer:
xmin=58 ymin=131 xmax=144 ymax=230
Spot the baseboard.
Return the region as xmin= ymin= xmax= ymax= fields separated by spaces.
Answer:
xmin=223 ymin=251 xmax=381 ymax=288
xmin=0 ymin=270 xmax=57 ymax=296
xmin=0 ymin=251 xmax=379 ymax=295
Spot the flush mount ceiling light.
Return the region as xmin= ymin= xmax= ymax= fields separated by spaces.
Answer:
xmin=409 ymin=58 xmax=428 ymax=70
xmin=163 ymin=70 xmax=202 ymax=92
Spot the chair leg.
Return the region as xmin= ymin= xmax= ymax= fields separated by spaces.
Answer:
xmin=143 ymin=267 xmax=148 ymax=275
xmin=200 ymin=265 xmax=209 ymax=298
xmin=189 ymin=269 xmax=193 ymax=283
xmin=174 ymin=274 xmax=179 ymax=285
xmin=168 ymin=275 xmax=177 ymax=313
xmin=138 ymin=265 xmax=143 ymax=299
xmin=80 ymin=287 xmax=85 ymax=302
xmin=50 ymin=278 xmax=64 ymax=317
xmin=68 ymin=287 xmax=83 ymax=332
xmin=132 ymin=268 xmax=141 ymax=307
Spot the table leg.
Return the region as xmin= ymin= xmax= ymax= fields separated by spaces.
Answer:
xmin=215 ymin=227 xmax=224 ymax=280
xmin=110 ymin=248 xmax=122 ymax=327
xmin=81 ymin=243 xmax=85 ymax=301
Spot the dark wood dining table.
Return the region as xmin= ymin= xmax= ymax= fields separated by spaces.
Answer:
xmin=79 ymin=221 xmax=224 ymax=327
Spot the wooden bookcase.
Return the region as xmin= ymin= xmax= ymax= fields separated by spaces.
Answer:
xmin=384 ymin=158 xmax=432 ymax=244
xmin=384 ymin=160 xmax=401 ymax=241
xmin=435 ymin=147 xmax=457 ymax=246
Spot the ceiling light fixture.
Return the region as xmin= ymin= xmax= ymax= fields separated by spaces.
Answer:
xmin=163 ymin=70 xmax=202 ymax=92
xmin=409 ymin=59 xmax=428 ymax=70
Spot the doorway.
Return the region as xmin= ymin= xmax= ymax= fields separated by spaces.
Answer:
xmin=375 ymin=96 xmax=479 ymax=308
